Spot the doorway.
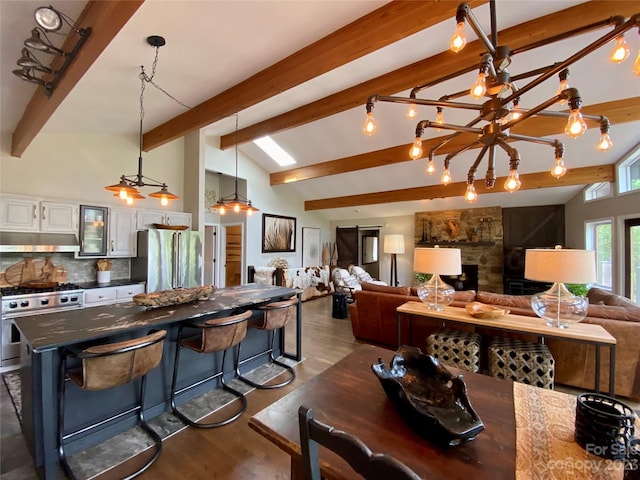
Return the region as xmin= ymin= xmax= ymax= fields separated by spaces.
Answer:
xmin=224 ymin=224 xmax=243 ymax=287
xmin=624 ymin=217 xmax=640 ymax=303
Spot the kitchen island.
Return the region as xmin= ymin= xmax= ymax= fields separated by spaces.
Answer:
xmin=15 ymin=284 xmax=301 ymax=480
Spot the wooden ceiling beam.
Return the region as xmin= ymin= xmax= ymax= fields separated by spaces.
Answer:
xmin=230 ymin=1 xmax=638 ymax=150
xmin=11 ymin=1 xmax=144 ymax=158
xmin=143 ymin=0 xmax=487 ymax=152
xmin=271 ymin=97 xmax=640 ymax=185
xmin=304 ymin=164 xmax=615 ymax=211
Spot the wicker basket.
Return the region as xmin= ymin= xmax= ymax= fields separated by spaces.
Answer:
xmin=575 ymin=393 xmax=636 ymax=460
xmin=133 ymin=285 xmax=214 ymax=309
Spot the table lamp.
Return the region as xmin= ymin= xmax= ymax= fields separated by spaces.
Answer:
xmin=524 ymin=246 xmax=596 ymax=328
xmin=414 ymin=246 xmax=461 ymax=311
xmin=384 ymin=234 xmax=405 ymax=286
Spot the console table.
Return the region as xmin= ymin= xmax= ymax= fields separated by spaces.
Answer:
xmin=396 ymin=301 xmax=617 ymax=395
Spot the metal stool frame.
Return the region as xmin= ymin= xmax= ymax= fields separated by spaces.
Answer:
xmin=58 ymin=329 xmax=167 ymax=480
xmin=236 ymin=297 xmax=297 ymax=389
xmin=170 ymin=310 xmax=252 ymax=428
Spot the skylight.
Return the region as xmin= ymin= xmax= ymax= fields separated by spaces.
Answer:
xmin=253 ymin=136 xmax=296 ymax=166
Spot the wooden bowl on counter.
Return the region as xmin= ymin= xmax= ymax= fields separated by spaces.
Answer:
xmin=465 ymin=301 xmax=510 ymax=320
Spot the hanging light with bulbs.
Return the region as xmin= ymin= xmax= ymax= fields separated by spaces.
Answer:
xmin=211 ymin=114 xmax=259 ymax=216
xmin=363 ymin=1 xmax=639 ymax=203
xmin=104 ymin=36 xmax=180 ymax=206
xmin=12 ymin=5 xmax=91 ymax=97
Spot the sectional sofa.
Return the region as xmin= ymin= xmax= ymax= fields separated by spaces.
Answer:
xmin=348 ymin=283 xmax=640 ymax=400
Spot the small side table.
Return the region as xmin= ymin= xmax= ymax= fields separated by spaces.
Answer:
xmin=332 ymin=292 xmax=348 ymax=319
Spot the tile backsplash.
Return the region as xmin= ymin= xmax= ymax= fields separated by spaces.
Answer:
xmin=0 ymin=253 xmax=130 ymax=283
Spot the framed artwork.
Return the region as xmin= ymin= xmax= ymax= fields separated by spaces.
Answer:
xmin=262 ymin=214 xmax=296 ymax=253
xmin=302 ymin=227 xmax=321 ymax=267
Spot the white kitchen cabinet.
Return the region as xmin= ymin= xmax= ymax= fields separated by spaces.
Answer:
xmin=84 ymin=283 xmax=145 ymax=307
xmin=84 ymin=287 xmax=117 ymax=307
xmin=115 ymin=284 xmax=145 ymax=303
xmin=136 ymin=209 xmax=191 ymax=230
xmin=0 ymin=196 xmax=78 ymax=233
xmin=108 ymin=208 xmax=137 ymax=257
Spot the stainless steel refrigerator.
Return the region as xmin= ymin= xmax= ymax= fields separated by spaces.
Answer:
xmin=131 ymin=229 xmax=203 ymax=292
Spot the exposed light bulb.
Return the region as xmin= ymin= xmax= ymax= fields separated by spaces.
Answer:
xmin=219 ymin=206 xmax=226 ymax=215
xmin=435 ymin=108 xmax=444 ymax=131
xmin=511 ymin=103 xmax=523 ymax=120
xmin=409 ymin=138 xmax=423 ymax=160
xmin=119 ymin=189 xmax=128 ymax=200
xmin=161 ymin=196 xmax=168 ymax=206
xmin=450 ymin=22 xmax=467 ymax=53
xmin=633 ymin=50 xmax=640 ymax=76
xmin=464 ymin=183 xmax=478 ymax=202
xmin=470 ymin=73 xmax=487 ymax=99
xmin=610 ymin=36 xmax=630 ymax=64
xmin=406 ymin=103 xmax=417 ymax=119
xmin=597 ymin=132 xmax=613 ymax=152
xmin=504 ymin=169 xmax=521 ymax=192
xmin=565 ymin=109 xmax=587 ymax=138
xmin=426 ymin=159 xmax=436 ymax=174
xmin=126 ymin=196 xmax=134 ymax=205
xmin=247 ymin=208 xmax=253 ymax=216
xmin=234 ymin=203 xmax=240 ymax=213
xmin=550 ymin=156 xmax=567 ymax=179
xmin=441 ymin=167 xmax=452 ymax=185
xmin=363 ymin=112 xmax=376 ymax=136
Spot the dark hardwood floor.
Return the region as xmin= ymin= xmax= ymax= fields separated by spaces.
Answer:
xmin=0 ymin=295 xmax=368 ymax=480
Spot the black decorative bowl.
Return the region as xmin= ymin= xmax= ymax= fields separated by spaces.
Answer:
xmin=371 ymin=345 xmax=484 ymax=447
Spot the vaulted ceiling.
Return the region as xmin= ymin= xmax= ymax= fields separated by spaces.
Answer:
xmin=2 ymin=1 xmax=638 ymax=220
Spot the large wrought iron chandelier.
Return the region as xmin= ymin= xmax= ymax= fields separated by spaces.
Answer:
xmin=363 ymin=1 xmax=639 ymax=202
xmin=105 ymin=36 xmax=179 ymax=206
xmin=211 ymin=114 xmax=259 ymax=216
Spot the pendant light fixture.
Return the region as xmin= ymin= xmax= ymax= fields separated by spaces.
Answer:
xmin=104 ymin=36 xmax=179 ymax=206
xmin=212 ymin=114 xmax=259 ymax=216
xmin=363 ymin=1 xmax=639 ymax=203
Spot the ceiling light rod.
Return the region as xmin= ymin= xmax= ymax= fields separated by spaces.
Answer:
xmin=212 ymin=114 xmax=259 ymax=215
xmin=104 ymin=36 xmax=178 ymax=206
xmin=363 ymin=0 xmax=637 ymax=202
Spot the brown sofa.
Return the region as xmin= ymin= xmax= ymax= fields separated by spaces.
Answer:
xmin=348 ymin=283 xmax=640 ymax=400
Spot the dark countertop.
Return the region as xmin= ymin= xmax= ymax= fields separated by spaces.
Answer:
xmin=15 ymin=284 xmax=298 ymax=352
xmin=76 ymin=279 xmax=146 ymax=289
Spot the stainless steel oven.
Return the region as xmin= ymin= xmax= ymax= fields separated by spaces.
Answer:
xmin=1 ymin=285 xmax=84 ymax=369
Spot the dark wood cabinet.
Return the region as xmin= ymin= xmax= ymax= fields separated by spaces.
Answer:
xmin=502 ymin=205 xmax=565 ymax=248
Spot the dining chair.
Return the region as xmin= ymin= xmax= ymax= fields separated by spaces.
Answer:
xmin=298 ymin=405 xmax=422 ymax=480
xmin=58 ymin=329 xmax=167 ymax=480
xmin=170 ymin=310 xmax=252 ymax=428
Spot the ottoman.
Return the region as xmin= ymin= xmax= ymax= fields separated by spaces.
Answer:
xmin=426 ymin=328 xmax=482 ymax=373
xmin=488 ymin=337 xmax=555 ymax=389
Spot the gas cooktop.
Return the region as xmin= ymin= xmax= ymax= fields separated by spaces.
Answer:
xmin=0 ymin=283 xmax=83 ymax=297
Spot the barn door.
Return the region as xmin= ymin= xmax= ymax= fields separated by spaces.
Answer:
xmin=336 ymin=227 xmax=358 ymax=268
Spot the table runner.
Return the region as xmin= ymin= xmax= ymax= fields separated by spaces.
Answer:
xmin=514 ymin=382 xmax=629 ymax=480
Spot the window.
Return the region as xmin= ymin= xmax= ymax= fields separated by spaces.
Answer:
xmin=583 ymin=182 xmax=611 ymax=202
xmin=617 ymin=143 xmax=640 ymax=194
xmin=585 ymin=220 xmax=612 ymax=289
xmin=624 ymin=218 xmax=640 ymax=303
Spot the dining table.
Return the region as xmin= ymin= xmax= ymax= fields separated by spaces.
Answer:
xmin=249 ymin=344 xmax=628 ymax=480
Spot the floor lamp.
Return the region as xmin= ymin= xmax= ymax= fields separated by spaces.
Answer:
xmin=384 ymin=234 xmax=405 ymax=286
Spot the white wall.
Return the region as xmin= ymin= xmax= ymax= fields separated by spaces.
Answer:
xmin=331 ymin=214 xmax=415 ymax=286
xmin=203 ymin=136 xmax=330 ymax=271
xmin=1 ymin=132 xmax=185 ymax=210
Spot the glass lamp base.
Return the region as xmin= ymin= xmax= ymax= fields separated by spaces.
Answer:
xmin=417 ymin=275 xmax=455 ymax=311
xmin=530 ymin=282 xmax=588 ymax=328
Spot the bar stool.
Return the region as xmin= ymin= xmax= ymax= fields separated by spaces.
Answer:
xmin=58 ymin=329 xmax=167 ymax=480
xmin=170 ymin=310 xmax=252 ymax=428
xmin=237 ymin=296 xmax=297 ymax=389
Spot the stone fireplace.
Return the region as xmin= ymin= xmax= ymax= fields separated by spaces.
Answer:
xmin=415 ymin=206 xmax=503 ymax=293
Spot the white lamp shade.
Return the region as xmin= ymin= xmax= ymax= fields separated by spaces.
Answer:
xmin=413 ymin=247 xmax=461 ymax=275
xmin=525 ymin=248 xmax=596 ymax=284
xmin=384 ymin=234 xmax=405 ymax=254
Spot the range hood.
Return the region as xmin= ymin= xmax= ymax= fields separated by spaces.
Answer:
xmin=0 ymin=232 xmax=80 ymax=253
